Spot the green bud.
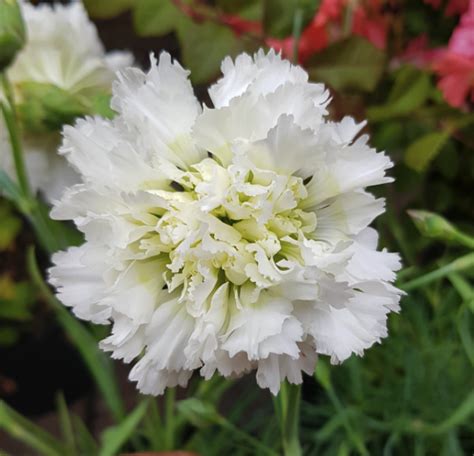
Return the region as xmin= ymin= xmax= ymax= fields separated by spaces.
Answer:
xmin=408 ymin=210 xmax=457 ymax=240
xmin=408 ymin=210 xmax=474 ymax=249
xmin=16 ymin=82 xmax=89 ymax=133
xmin=0 ymin=0 xmax=26 ymax=71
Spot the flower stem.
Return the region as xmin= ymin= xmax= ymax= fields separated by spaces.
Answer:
xmin=164 ymin=387 xmax=176 ymax=450
xmin=400 ymin=252 xmax=474 ymax=292
xmin=1 ymin=72 xmax=31 ymax=197
xmin=292 ymin=8 xmax=304 ymax=64
xmin=276 ymin=382 xmax=302 ymax=456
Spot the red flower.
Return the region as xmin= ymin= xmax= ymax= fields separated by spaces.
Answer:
xmin=266 ymin=0 xmax=344 ymax=62
xmin=220 ymin=14 xmax=262 ymax=36
xmin=267 ymin=0 xmax=392 ymax=62
xmin=352 ymin=0 xmax=390 ymax=49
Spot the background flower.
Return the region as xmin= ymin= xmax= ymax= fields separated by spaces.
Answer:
xmin=0 ymin=1 xmax=132 ymax=202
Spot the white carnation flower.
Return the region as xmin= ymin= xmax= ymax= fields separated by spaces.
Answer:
xmin=49 ymin=50 xmax=403 ymax=395
xmin=0 ymin=1 xmax=132 ymax=202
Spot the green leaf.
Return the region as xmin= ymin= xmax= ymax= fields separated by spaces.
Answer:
xmin=0 ymin=277 xmax=35 ymax=321
xmin=133 ymin=0 xmax=182 ymax=36
xmin=72 ymin=416 xmax=99 ymax=456
xmin=27 ymin=248 xmax=126 ymax=422
xmin=0 ymin=202 xmax=21 ymax=250
xmin=404 ymin=131 xmax=450 ymax=172
xmin=367 ymin=66 xmax=432 ymax=121
xmin=56 ymin=393 xmax=76 ymax=454
xmin=177 ymin=18 xmax=245 ymax=84
xmin=307 ymin=37 xmax=386 ymax=92
xmin=0 ymin=169 xmax=27 ymax=209
xmin=0 ymin=401 xmax=64 ymax=456
xmin=217 ymin=0 xmax=263 ymax=20
xmin=0 ymin=327 xmax=19 ymax=345
xmin=263 ymin=0 xmax=317 ymax=38
xmin=83 ymin=0 xmax=135 ymax=19
xmin=99 ymin=400 xmax=148 ymax=456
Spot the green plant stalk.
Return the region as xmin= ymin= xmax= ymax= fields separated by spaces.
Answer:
xmin=325 ymin=387 xmax=369 ymax=455
xmin=219 ymin=418 xmax=278 ymax=456
xmin=1 ymin=73 xmax=30 ymax=197
xmin=1 ymin=73 xmax=62 ymax=253
xmin=276 ymin=382 xmax=302 ymax=456
xmin=400 ymin=252 xmax=474 ymax=292
xmin=292 ymin=8 xmax=304 ymax=64
xmin=27 ymin=247 xmax=126 ymax=422
xmin=164 ymin=387 xmax=176 ymax=450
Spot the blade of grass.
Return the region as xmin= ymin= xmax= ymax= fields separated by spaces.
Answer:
xmin=99 ymin=400 xmax=149 ymax=456
xmin=56 ymin=392 xmax=77 ymax=455
xmin=72 ymin=416 xmax=99 ymax=455
xmin=0 ymin=401 xmax=64 ymax=456
xmin=27 ymin=246 xmax=125 ymax=422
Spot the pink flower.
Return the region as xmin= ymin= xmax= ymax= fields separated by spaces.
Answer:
xmin=399 ymin=34 xmax=445 ymax=68
xmin=433 ymin=0 xmax=474 ymax=106
xmin=401 ymin=0 xmax=474 ymax=108
xmin=434 ymin=53 xmax=474 ymax=106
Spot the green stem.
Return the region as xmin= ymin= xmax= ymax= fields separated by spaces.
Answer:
xmin=1 ymin=73 xmax=63 ymax=253
xmin=276 ymin=382 xmax=302 ymax=456
xmin=1 ymin=73 xmax=31 ymax=197
xmin=164 ymin=387 xmax=176 ymax=450
xmin=400 ymin=252 xmax=474 ymax=292
xmin=291 ymin=8 xmax=304 ymax=64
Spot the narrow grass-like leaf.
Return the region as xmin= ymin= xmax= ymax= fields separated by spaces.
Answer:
xmin=56 ymin=392 xmax=76 ymax=454
xmin=0 ymin=401 xmax=64 ymax=456
xmin=99 ymin=400 xmax=149 ymax=456
xmin=27 ymin=247 xmax=125 ymax=422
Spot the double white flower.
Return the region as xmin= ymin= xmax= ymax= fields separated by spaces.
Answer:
xmin=1 ymin=1 xmax=132 ymax=201
xmin=50 ymin=50 xmax=402 ymax=395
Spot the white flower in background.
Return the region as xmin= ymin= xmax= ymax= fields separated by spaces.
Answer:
xmin=0 ymin=1 xmax=132 ymax=202
xmin=49 ymin=50 xmax=403 ymax=395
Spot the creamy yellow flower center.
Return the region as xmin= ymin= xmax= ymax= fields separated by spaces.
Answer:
xmin=139 ymin=157 xmax=316 ymax=315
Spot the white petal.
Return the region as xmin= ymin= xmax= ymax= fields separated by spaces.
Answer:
xmin=342 ymin=228 xmax=402 ymax=284
xmin=315 ymin=191 xmax=386 ymax=239
xmin=60 ymin=117 xmax=166 ymax=191
xmin=112 ymin=52 xmax=205 ymax=168
xmin=209 ymin=49 xmax=320 ymax=108
xmin=49 ymin=244 xmax=111 ymax=324
xmin=194 ymin=82 xmax=328 ymax=166
xmin=256 ymin=342 xmax=317 ymax=395
xmin=243 ymin=114 xmax=321 ymax=179
xmin=302 ymin=135 xmax=393 ymax=208
xmin=221 ymin=296 xmax=302 ymax=360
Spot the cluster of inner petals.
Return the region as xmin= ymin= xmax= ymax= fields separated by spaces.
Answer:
xmin=138 ymin=156 xmax=316 ymax=317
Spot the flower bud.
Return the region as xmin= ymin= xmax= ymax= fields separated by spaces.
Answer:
xmin=0 ymin=0 xmax=26 ymax=71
